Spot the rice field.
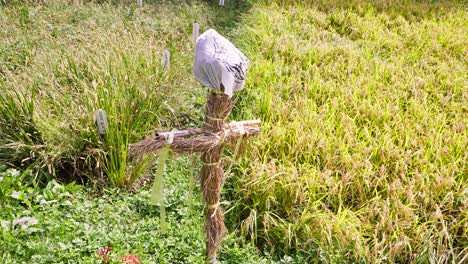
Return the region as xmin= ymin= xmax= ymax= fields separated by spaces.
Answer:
xmin=1 ymin=0 xmax=467 ymax=263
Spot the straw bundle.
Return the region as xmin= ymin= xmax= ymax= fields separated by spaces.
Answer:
xmin=128 ymin=121 xmax=260 ymax=160
xmin=200 ymin=92 xmax=233 ymax=263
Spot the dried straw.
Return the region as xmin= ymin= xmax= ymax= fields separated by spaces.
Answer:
xmin=200 ymin=92 xmax=232 ymax=263
xmin=128 ymin=122 xmax=260 ymax=160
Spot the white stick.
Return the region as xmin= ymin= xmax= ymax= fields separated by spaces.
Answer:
xmin=137 ymin=0 xmax=142 ymax=7
xmin=157 ymin=119 xmax=261 ymax=139
xmin=219 ymin=0 xmax=224 ymax=6
xmin=94 ymin=109 xmax=109 ymax=135
xmin=162 ymin=50 xmax=170 ymax=70
xmin=192 ymin=23 xmax=200 ymax=43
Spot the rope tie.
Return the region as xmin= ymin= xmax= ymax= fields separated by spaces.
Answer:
xmin=212 ymin=130 xmax=226 ymax=145
xmin=208 ymin=202 xmax=219 ymax=209
xmin=208 ymin=202 xmax=219 ymax=218
xmin=164 ymin=131 xmax=174 ymax=145
xmin=207 ymin=201 xmax=230 ymax=217
xmin=203 ymin=161 xmax=220 ymax=167
xmin=232 ymin=121 xmax=245 ymax=135
xmin=207 ymin=116 xmax=227 ymax=122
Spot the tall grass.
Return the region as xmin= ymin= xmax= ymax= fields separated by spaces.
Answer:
xmin=0 ymin=0 xmax=215 ymax=186
xmin=228 ymin=1 xmax=468 ymax=262
xmin=0 ymin=84 xmax=41 ymax=165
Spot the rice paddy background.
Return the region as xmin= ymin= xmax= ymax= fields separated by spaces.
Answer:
xmin=1 ymin=0 xmax=466 ymax=263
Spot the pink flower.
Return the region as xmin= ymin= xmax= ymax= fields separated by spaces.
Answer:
xmin=97 ymin=247 xmax=112 ymax=264
xmin=97 ymin=246 xmax=112 ymax=257
xmin=122 ymin=255 xmax=141 ymax=264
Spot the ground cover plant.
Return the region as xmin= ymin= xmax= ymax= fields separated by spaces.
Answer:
xmin=1 ymin=0 xmax=467 ymax=263
xmin=0 ymin=161 xmax=270 ymax=263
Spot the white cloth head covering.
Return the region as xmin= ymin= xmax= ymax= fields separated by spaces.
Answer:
xmin=194 ymin=29 xmax=250 ymax=98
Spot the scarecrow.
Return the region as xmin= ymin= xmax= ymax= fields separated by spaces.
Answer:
xmin=130 ymin=29 xmax=259 ymax=263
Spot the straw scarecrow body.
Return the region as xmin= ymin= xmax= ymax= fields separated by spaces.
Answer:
xmin=130 ymin=29 xmax=255 ymax=264
xmin=194 ymin=30 xmax=250 ymax=262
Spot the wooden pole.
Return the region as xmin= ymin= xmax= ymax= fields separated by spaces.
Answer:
xmin=162 ymin=50 xmax=170 ymax=70
xmin=192 ymin=23 xmax=200 ymax=43
xmin=200 ymin=91 xmax=233 ymax=263
xmin=156 ymin=119 xmax=260 ymax=139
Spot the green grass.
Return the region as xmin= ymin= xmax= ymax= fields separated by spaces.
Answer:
xmin=0 ymin=160 xmax=275 ymax=263
xmin=1 ymin=0 xmax=467 ymax=263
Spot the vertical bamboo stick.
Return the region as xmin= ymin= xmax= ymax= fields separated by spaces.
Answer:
xmin=200 ymin=91 xmax=233 ymax=264
xmin=192 ymin=23 xmax=200 ymax=43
